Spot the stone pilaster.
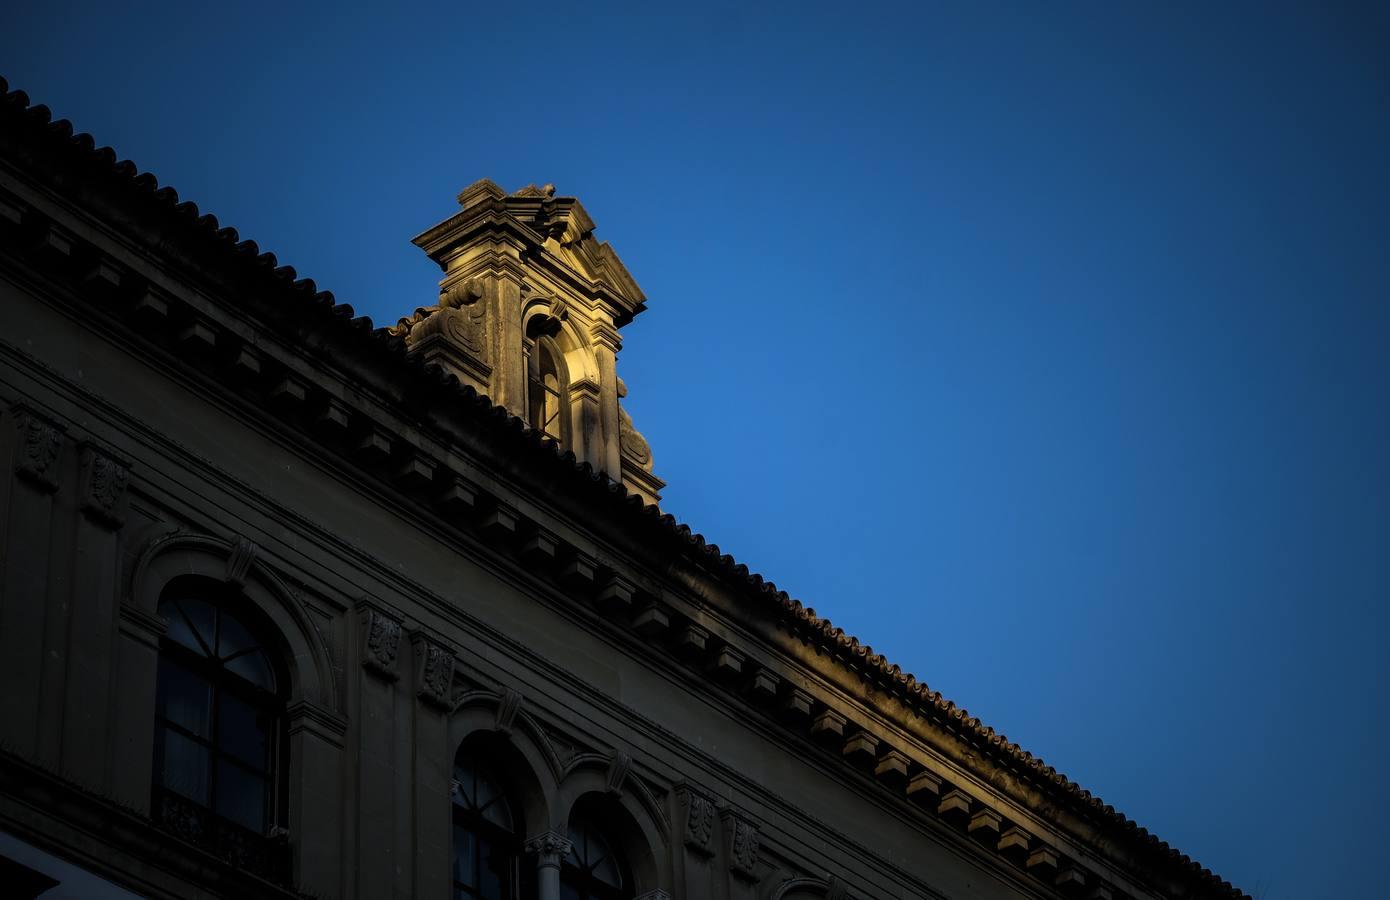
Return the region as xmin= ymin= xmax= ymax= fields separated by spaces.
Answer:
xmin=0 ymin=405 xmax=65 ymax=758
xmin=356 ymin=600 xmax=404 ymax=900
xmin=60 ymin=443 xmax=132 ymax=786
xmin=410 ymin=631 xmax=455 ymax=899
xmin=286 ymin=699 xmax=348 ymax=898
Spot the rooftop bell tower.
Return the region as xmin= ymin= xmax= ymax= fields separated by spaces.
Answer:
xmin=393 ymin=180 xmax=663 ymax=505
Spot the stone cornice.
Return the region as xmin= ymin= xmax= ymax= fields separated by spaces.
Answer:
xmin=411 ymin=188 xmax=645 ymax=324
xmin=0 ymin=77 xmax=1245 ymax=900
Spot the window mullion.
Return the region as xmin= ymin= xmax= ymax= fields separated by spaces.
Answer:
xmin=209 ymin=681 xmax=221 ymax=815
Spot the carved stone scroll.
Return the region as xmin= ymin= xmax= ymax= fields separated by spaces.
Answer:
xmin=360 ymin=605 xmax=403 ymax=681
xmin=678 ymin=785 xmax=716 ymax=857
xmin=11 ymin=406 xmax=64 ymax=492
xmin=605 ymin=749 xmax=633 ymax=796
xmin=720 ymin=808 xmax=760 ymax=881
xmin=78 ymin=443 xmax=130 ymax=527
xmin=412 ymin=632 xmax=455 ymax=710
xmin=495 ymin=688 xmax=523 ymax=734
xmin=225 ymin=538 xmax=258 ymax=588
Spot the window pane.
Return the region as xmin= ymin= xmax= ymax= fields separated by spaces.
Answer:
xmin=474 ymin=769 xmax=497 ymax=809
xmin=225 ymin=649 xmax=276 ymax=692
xmin=157 ymin=659 xmax=212 ymax=738
xmin=565 ymin=829 xmax=583 ymax=865
xmin=162 ymin=597 xmax=215 ymax=656
xmin=215 ymin=758 xmax=266 ymax=833
xmin=559 ymin=883 xmax=581 ymax=900
xmin=157 ymin=726 xmax=210 ymax=804
xmin=478 ymin=836 xmax=504 ymax=899
xmin=481 ymin=792 xmax=513 ymax=831
xmin=591 ymin=851 xmax=621 ymax=888
xmin=453 ymin=822 xmax=477 ymax=888
xmin=218 ymin=690 xmax=269 ymax=769
xmin=217 ymin=609 xmax=260 ymax=660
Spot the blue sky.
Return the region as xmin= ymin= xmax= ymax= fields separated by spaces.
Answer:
xmin=5 ymin=2 xmax=1387 ymax=896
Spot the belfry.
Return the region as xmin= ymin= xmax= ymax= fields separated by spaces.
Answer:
xmin=394 ymin=180 xmax=663 ymax=505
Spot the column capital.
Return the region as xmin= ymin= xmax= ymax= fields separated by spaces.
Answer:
xmin=524 ymin=830 xmax=573 ymax=867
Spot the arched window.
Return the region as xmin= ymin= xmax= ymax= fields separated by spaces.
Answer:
xmin=527 ymin=334 xmax=567 ymax=444
xmin=452 ymin=746 xmax=525 ymax=899
xmin=561 ymin=808 xmax=632 ymax=900
xmin=151 ymin=578 xmax=288 ymax=875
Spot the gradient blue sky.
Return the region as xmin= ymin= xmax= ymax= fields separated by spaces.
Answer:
xmin=5 ymin=2 xmax=1387 ymax=896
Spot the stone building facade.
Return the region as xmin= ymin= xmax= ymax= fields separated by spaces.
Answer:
xmin=0 ymin=79 xmax=1246 ymax=900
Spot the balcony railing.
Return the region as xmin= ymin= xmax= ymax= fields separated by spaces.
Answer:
xmin=153 ymin=788 xmax=291 ymax=883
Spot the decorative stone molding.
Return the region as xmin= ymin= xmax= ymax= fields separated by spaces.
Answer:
xmin=874 ymin=749 xmax=910 ymax=785
xmin=78 ymin=443 xmax=130 ymax=527
xmin=388 ymin=277 xmax=492 ymax=391
xmin=411 ymin=632 xmax=455 ymax=710
xmin=605 ymin=749 xmax=633 ymax=796
xmin=521 ymin=527 xmax=559 ymax=566
xmin=11 ymin=405 xmax=64 ymax=491
xmin=906 ymin=769 xmax=942 ymax=803
xmin=589 ymin=322 xmax=623 ymax=353
xmin=750 ymin=669 xmax=779 ymax=702
xmin=713 ymin=645 xmax=744 ymax=679
xmin=225 ymin=537 xmax=259 ymax=588
xmin=719 ymin=808 xmax=760 ymax=881
xmin=677 ymin=785 xmax=716 ymax=856
xmin=811 ymin=709 xmax=847 ymax=743
xmin=998 ymin=825 xmax=1031 ymax=858
xmin=359 ymin=604 xmax=403 ymax=681
xmin=495 ymin=687 xmax=523 ymax=734
xmin=969 ymin=808 xmax=1002 ymax=840
xmin=596 ymin=574 xmax=635 ymax=616
xmin=782 ymin=688 xmax=814 ymax=720
xmin=560 ymin=551 xmax=597 ymax=589
xmin=938 ymin=789 xmax=972 ymax=821
xmin=524 ymin=830 xmax=573 ymax=866
xmin=287 ymin=698 xmax=350 ymax=749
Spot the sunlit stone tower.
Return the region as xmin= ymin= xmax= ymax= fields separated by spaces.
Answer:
xmin=393 ymin=180 xmax=663 ymax=505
